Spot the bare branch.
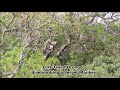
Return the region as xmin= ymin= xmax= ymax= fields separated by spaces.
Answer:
xmin=7 ymin=12 xmax=15 ymax=28
xmin=8 ymin=47 xmax=32 ymax=78
xmin=0 ymin=28 xmax=6 ymax=47
xmin=27 ymin=13 xmax=36 ymax=30
xmin=54 ymin=43 xmax=70 ymax=58
xmin=0 ymin=20 xmax=7 ymax=28
xmin=54 ymin=32 xmax=71 ymax=58
xmin=5 ymin=35 xmax=42 ymax=78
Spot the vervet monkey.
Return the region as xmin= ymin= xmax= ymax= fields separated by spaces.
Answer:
xmin=43 ymin=38 xmax=57 ymax=60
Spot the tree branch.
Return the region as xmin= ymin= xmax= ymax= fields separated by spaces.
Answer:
xmin=54 ymin=32 xmax=71 ymax=58
xmin=7 ymin=12 xmax=15 ymax=28
xmin=2 ymin=36 xmax=42 ymax=78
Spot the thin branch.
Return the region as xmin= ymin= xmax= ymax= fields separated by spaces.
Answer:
xmin=54 ymin=32 xmax=71 ymax=58
xmin=54 ymin=43 xmax=70 ymax=58
xmin=0 ymin=20 xmax=7 ymax=28
xmin=0 ymin=13 xmax=16 ymax=47
xmin=5 ymin=36 xmax=42 ymax=78
xmin=0 ymin=28 xmax=6 ymax=47
xmin=7 ymin=12 xmax=15 ymax=28
xmin=27 ymin=13 xmax=36 ymax=30
xmin=4 ymin=28 xmax=18 ymax=32
xmin=8 ymin=47 xmax=33 ymax=78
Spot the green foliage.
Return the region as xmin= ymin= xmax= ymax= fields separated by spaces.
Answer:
xmin=1 ymin=47 xmax=21 ymax=73
xmin=0 ymin=13 xmax=13 ymax=26
xmin=83 ymin=55 xmax=120 ymax=78
xmin=5 ymin=34 xmax=21 ymax=48
xmin=1 ymin=12 xmax=120 ymax=78
xmin=65 ymin=55 xmax=120 ymax=78
xmin=1 ymin=47 xmax=61 ymax=78
xmin=56 ymin=35 xmax=65 ymax=48
xmin=15 ymin=50 xmax=60 ymax=78
xmin=67 ymin=52 xmax=78 ymax=65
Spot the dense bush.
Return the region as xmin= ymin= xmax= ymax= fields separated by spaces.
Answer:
xmin=82 ymin=56 xmax=120 ymax=78
xmin=0 ymin=12 xmax=120 ymax=78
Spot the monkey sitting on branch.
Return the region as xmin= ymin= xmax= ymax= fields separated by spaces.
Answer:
xmin=42 ymin=38 xmax=57 ymax=60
